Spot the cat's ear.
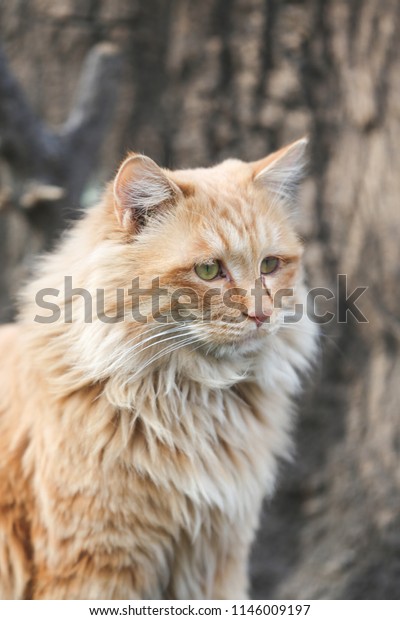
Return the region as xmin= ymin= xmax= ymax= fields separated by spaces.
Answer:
xmin=113 ymin=154 xmax=181 ymax=231
xmin=253 ymin=137 xmax=308 ymax=207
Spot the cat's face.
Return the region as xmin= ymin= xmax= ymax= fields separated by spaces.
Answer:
xmin=112 ymin=139 xmax=307 ymax=357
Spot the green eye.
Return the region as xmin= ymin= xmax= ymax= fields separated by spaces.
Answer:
xmin=260 ymin=256 xmax=279 ymax=275
xmin=195 ymin=260 xmax=220 ymax=281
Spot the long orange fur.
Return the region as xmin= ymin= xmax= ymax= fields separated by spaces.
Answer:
xmin=0 ymin=139 xmax=317 ymax=599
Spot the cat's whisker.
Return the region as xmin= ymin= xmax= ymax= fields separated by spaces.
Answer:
xmin=279 ymin=321 xmax=321 ymax=335
xmin=128 ymin=324 xmax=192 ymax=352
xmin=279 ymin=320 xmax=315 ymax=330
xmin=125 ymin=327 xmax=207 ymax=368
xmin=136 ymin=335 xmax=205 ymax=375
xmin=118 ymin=324 xmax=195 ymax=364
xmin=131 ymin=330 xmax=194 ymax=357
xmin=124 ymin=322 xmax=186 ymax=348
xmin=115 ymin=324 xmax=168 ymax=355
xmin=122 ymin=336 xmax=203 ymax=387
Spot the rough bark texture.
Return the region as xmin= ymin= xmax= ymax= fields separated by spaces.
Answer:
xmin=1 ymin=0 xmax=399 ymax=599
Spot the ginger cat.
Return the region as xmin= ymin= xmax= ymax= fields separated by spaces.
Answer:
xmin=0 ymin=138 xmax=317 ymax=599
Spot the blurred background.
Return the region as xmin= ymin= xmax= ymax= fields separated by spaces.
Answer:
xmin=1 ymin=0 xmax=399 ymax=600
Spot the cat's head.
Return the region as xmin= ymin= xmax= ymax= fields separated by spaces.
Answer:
xmin=109 ymin=138 xmax=308 ymax=362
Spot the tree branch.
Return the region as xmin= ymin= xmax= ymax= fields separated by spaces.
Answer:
xmin=0 ymin=42 xmax=122 ymax=212
xmin=61 ymin=43 xmax=123 ymax=205
xmin=0 ymin=46 xmax=62 ymax=176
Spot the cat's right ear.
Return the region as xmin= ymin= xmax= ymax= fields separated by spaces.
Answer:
xmin=113 ymin=154 xmax=181 ymax=232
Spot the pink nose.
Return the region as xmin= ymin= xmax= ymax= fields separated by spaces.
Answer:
xmin=245 ymin=309 xmax=272 ymax=327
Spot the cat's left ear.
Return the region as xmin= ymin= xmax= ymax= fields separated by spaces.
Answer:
xmin=113 ymin=154 xmax=182 ymax=231
xmin=253 ymin=137 xmax=308 ymax=206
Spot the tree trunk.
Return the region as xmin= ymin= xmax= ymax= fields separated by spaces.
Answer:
xmin=1 ymin=0 xmax=399 ymax=599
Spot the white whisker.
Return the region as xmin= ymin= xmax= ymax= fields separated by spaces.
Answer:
xmin=132 ymin=330 xmax=193 ymax=356
xmin=129 ymin=324 xmax=192 ymax=353
xmin=136 ymin=335 xmax=205 ymax=375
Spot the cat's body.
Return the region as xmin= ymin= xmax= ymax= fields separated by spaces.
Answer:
xmin=0 ymin=140 xmax=317 ymax=599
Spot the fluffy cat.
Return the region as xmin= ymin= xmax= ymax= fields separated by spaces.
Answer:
xmin=0 ymin=138 xmax=317 ymax=599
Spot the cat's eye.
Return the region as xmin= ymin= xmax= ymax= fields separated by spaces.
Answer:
xmin=195 ymin=260 xmax=220 ymax=281
xmin=260 ymin=256 xmax=279 ymax=275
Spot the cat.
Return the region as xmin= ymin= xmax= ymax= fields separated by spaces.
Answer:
xmin=0 ymin=138 xmax=317 ymax=600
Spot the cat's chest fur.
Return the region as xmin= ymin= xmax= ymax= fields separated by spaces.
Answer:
xmin=61 ymin=374 xmax=283 ymax=598
xmin=103 ymin=369 xmax=292 ymax=598
xmin=98 ymin=364 xmax=291 ymax=526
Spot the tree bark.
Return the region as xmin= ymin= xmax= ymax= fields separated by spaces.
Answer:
xmin=1 ymin=0 xmax=399 ymax=599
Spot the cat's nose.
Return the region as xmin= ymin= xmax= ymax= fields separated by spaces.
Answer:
xmin=244 ymin=309 xmax=272 ymax=327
